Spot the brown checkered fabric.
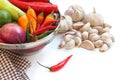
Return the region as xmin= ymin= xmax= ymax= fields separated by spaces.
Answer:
xmin=0 ymin=49 xmax=31 ymax=80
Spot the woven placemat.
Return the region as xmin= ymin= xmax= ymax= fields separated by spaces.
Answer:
xmin=0 ymin=49 xmax=31 ymax=80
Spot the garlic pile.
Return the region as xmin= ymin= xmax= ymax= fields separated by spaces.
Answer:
xmin=58 ymin=5 xmax=114 ymax=52
xmin=58 ymin=29 xmax=82 ymax=49
xmin=75 ymin=22 xmax=114 ymax=52
xmin=58 ymin=22 xmax=114 ymax=52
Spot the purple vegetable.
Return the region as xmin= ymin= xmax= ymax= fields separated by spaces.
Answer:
xmin=0 ymin=23 xmax=26 ymax=44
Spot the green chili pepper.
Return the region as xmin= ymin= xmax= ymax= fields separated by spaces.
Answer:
xmin=26 ymin=22 xmax=31 ymax=42
xmin=37 ymin=30 xmax=54 ymax=39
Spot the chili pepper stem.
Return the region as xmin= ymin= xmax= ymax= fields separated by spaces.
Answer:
xmin=37 ymin=61 xmax=51 ymax=70
xmin=44 ymin=10 xmax=55 ymax=22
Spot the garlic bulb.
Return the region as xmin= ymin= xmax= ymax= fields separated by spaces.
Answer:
xmin=64 ymin=4 xmax=85 ymax=22
xmin=58 ymin=15 xmax=73 ymax=32
xmin=83 ymin=8 xmax=104 ymax=27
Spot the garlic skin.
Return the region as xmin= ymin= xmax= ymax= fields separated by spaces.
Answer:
xmin=64 ymin=4 xmax=85 ymax=22
xmin=58 ymin=15 xmax=73 ymax=32
xmin=83 ymin=8 xmax=104 ymax=27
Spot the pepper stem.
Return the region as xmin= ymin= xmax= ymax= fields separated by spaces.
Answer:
xmin=38 ymin=11 xmax=44 ymax=16
xmin=48 ymin=10 xmax=54 ymax=19
xmin=37 ymin=61 xmax=51 ymax=70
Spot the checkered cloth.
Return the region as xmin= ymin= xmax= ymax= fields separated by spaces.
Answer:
xmin=0 ymin=49 xmax=31 ymax=80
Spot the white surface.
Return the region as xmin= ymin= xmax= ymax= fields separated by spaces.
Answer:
xmin=26 ymin=0 xmax=120 ymax=80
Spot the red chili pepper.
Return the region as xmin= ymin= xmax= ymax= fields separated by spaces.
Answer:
xmin=34 ymin=25 xmax=56 ymax=35
xmin=37 ymin=55 xmax=73 ymax=72
xmin=8 ymin=0 xmax=58 ymax=14
xmin=36 ymin=19 xmax=59 ymax=30
xmin=40 ymin=20 xmax=59 ymax=28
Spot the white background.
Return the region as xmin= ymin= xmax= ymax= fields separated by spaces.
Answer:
xmin=26 ymin=0 xmax=120 ymax=80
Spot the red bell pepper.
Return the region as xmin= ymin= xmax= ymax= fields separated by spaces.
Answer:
xmin=8 ymin=0 xmax=58 ymax=14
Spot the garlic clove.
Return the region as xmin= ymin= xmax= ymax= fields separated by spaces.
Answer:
xmin=64 ymin=34 xmax=74 ymax=42
xmin=58 ymin=40 xmax=66 ymax=49
xmin=73 ymin=22 xmax=84 ymax=30
xmin=102 ymin=38 xmax=112 ymax=47
xmin=89 ymin=33 xmax=100 ymax=42
xmin=80 ymin=40 xmax=95 ymax=50
xmin=65 ymin=15 xmax=73 ymax=26
xmin=71 ymin=28 xmax=78 ymax=33
xmin=64 ymin=31 xmax=76 ymax=35
xmin=88 ymin=28 xmax=99 ymax=34
xmin=93 ymin=39 xmax=103 ymax=48
xmin=101 ymin=27 xmax=110 ymax=34
xmin=101 ymin=32 xmax=112 ymax=41
xmin=109 ymin=33 xmax=115 ymax=42
xmin=82 ymin=31 xmax=89 ymax=40
xmin=80 ymin=22 xmax=91 ymax=32
xmin=73 ymin=36 xmax=82 ymax=47
xmin=75 ymin=31 xmax=82 ymax=38
xmin=65 ymin=39 xmax=75 ymax=50
xmin=93 ymin=26 xmax=103 ymax=34
xmin=103 ymin=23 xmax=112 ymax=28
xmin=99 ymin=44 xmax=108 ymax=52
